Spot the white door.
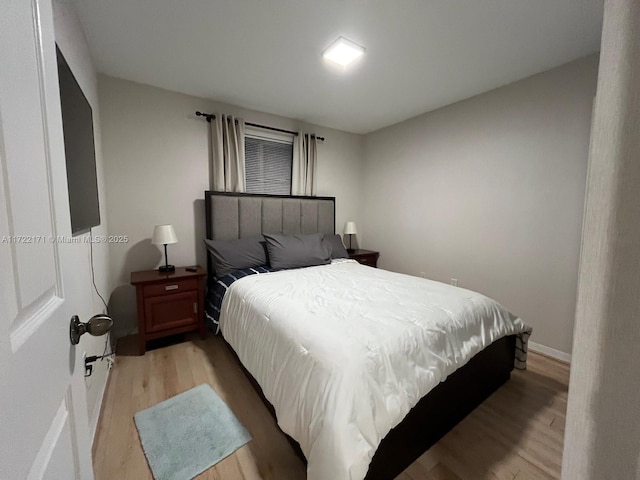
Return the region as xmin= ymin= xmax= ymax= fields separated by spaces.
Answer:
xmin=0 ymin=0 xmax=94 ymax=478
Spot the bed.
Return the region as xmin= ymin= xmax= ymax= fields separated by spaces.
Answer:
xmin=203 ymin=191 xmax=531 ymax=480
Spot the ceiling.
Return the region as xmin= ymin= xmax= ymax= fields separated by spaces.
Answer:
xmin=73 ymin=0 xmax=603 ymax=134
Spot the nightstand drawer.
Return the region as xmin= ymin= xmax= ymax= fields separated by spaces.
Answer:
xmin=357 ymin=255 xmax=378 ymax=267
xmin=144 ymin=291 xmax=199 ymax=333
xmin=143 ymin=278 xmax=198 ymax=297
xmin=348 ymin=249 xmax=380 ymax=268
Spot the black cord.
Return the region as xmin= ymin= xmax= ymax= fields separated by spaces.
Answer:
xmin=89 ymin=227 xmax=109 ymax=313
xmin=89 ymin=227 xmax=112 ymax=359
xmin=86 ymin=353 xmax=115 ymax=363
xmin=101 ymin=327 xmax=110 ymax=358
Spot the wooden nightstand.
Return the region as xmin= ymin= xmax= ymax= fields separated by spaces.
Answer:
xmin=131 ymin=266 xmax=207 ymax=355
xmin=348 ymin=249 xmax=380 ymax=268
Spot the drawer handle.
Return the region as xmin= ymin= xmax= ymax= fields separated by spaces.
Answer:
xmin=165 ymin=285 xmax=179 ymax=291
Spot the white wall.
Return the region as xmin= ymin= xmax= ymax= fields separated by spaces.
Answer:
xmin=362 ymin=55 xmax=598 ymax=355
xmin=52 ymin=0 xmax=112 ymax=439
xmin=99 ymin=75 xmax=364 ymax=337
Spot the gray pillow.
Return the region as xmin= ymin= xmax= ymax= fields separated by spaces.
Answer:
xmin=263 ymin=233 xmax=331 ymax=270
xmin=323 ymin=233 xmax=349 ymax=259
xmin=204 ymin=237 xmax=267 ymax=277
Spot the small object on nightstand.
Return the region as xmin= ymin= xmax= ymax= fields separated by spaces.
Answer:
xmin=348 ymin=249 xmax=380 ymax=268
xmin=185 ymin=266 xmax=198 ymax=272
xmin=131 ymin=266 xmax=207 ymax=355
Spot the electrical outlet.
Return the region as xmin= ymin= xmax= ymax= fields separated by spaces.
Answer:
xmin=451 ymin=278 xmax=458 ymax=287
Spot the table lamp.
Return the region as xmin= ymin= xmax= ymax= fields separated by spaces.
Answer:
xmin=344 ymin=221 xmax=357 ymax=253
xmin=152 ymin=224 xmax=178 ymax=272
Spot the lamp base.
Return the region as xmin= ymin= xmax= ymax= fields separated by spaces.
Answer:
xmin=159 ymin=265 xmax=175 ymax=273
xmin=347 ymin=248 xmax=355 ymax=254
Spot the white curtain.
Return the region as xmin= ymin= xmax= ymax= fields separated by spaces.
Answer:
xmin=292 ymin=133 xmax=317 ymax=196
xmin=209 ymin=114 xmax=246 ymax=192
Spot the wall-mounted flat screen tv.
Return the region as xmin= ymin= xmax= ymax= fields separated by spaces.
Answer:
xmin=56 ymin=45 xmax=100 ymax=235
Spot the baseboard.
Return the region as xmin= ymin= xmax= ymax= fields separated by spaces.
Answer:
xmin=528 ymin=341 xmax=571 ymax=364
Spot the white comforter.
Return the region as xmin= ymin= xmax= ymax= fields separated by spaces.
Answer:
xmin=220 ymin=260 xmax=529 ymax=480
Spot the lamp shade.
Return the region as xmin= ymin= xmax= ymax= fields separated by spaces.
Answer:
xmin=344 ymin=221 xmax=357 ymax=235
xmin=152 ymin=224 xmax=178 ymax=245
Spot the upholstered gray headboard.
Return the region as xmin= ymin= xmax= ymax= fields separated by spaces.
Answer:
xmin=204 ymin=191 xmax=336 ymax=273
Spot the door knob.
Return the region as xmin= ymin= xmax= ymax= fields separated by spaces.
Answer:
xmin=69 ymin=314 xmax=113 ymax=345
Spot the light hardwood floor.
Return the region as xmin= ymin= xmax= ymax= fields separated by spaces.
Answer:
xmin=93 ymin=334 xmax=569 ymax=480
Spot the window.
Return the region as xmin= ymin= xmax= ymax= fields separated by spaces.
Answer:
xmin=245 ymin=133 xmax=293 ymax=195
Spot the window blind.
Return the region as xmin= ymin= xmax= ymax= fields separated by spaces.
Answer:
xmin=245 ymin=136 xmax=293 ymax=195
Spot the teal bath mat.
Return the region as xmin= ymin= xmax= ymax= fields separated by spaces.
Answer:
xmin=134 ymin=384 xmax=251 ymax=480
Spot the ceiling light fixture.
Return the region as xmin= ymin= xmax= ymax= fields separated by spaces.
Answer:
xmin=322 ymin=36 xmax=365 ymax=68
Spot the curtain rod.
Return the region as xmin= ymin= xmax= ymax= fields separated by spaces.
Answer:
xmin=195 ymin=111 xmax=325 ymax=141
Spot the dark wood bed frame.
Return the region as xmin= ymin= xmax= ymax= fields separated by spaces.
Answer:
xmin=205 ymin=190 xmax=516 ymax=480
